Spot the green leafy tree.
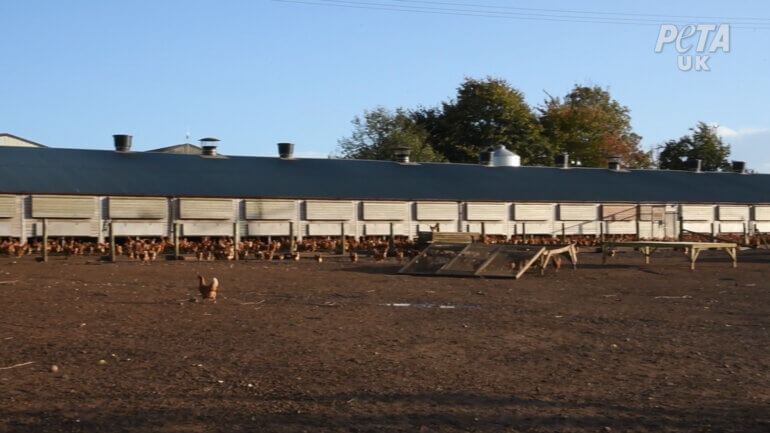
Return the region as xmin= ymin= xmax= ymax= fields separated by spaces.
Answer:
xmin=539 ymin=85 xmax=649 ymax=168
xmin=337 ymin=107 xmax=445 ymax=162
xmin=416 ymin=77 xmax=551 ymax=165
xmin=658 ymin=122 xmax=731 ymax=171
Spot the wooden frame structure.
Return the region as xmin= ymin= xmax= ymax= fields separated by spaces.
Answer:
xmin=399 ymin=242 xmax=578 ymax=279
xmin=601 ymin=241 xmax=738 ymax=270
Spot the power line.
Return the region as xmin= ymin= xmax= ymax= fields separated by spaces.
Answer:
xmin=273 ymin=0 xmax=770 ymax=29
xmin=392 ymin=0 xmax=770 ymax=23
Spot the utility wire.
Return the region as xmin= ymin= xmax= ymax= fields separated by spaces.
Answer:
xmin=273 ymin=0 xmax=770 ymax=29
xmin=392 ymin=0 xmax=770 ymax=23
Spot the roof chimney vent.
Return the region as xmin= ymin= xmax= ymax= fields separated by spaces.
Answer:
xmin=479 ymin=146 xmax=494 ymax=166
xmin=555 ymin=152 xmax=569 ymax=168
xmin=393 ymin=146 xmax=410 ymax=163
xmin=277 ymin=142 xmax=294 ymax=159
xmin=732 ymin=160 xmax=746 ymax=174
xmin=199 ymin=137 xmax=220 ymax=156
xmin=607 ymin=155 xmax=622 ymax=171
xmin=687 ymin=158 xmax=702 ymax=173
xmin=113 ymin=134 xmax=132 ymax=152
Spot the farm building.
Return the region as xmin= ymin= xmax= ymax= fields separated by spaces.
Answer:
xmin=0 ymin=135 xmax=768 ymax=243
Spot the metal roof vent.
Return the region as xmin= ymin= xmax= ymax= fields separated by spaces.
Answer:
xmin=687 ymin=158 xmax=702 ymax=173
xmin=277 ymin=142 xmax=294 ymax=159
xmin=199 ymin=137 xmax=219 ymax=156
xmin=607 ymin=155 xmax=622 ymax=171
xmin=732 ymin=160 xmax=746 ymax=174
xmin=393 ymin=146 xmax=410 ymax=163
xmin=479 ymin=146 xmax=494 ymax=166
xmin=113 ymin=134 xmax=132 ymax=152
xmin=555 ymin=152 xmax=569 ymax=168
xmin=490 ymin=144 xmax=520 ymax=167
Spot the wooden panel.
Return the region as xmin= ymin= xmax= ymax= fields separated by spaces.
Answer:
xmin=179 ymin=199 xmax=233 ymax=220
xmin=561 ymin=221 xmax=598 ymax=235
xmin=514 ymin=204 xmax=553 ymax=221
xmin=718 ymin=205 xmax=749 ymax=221
xmin=112 ymin=222 xmax=167 ymax=236
xmin=305 ymin=201 xmax=354 ymax=220
xmin=754 ymin=222 xmax=770 ymax=232
xmin=0 ymin=195 xmax=15 ymax=218
xmin=0 ymin=222 xmax=13 ymax=236
xmin=559 ymin=204 xmax=597 ymax=221
xmin=755 ymin=206 xmax=770 ymax=221
xmin=605 ymin=221 xmax=636 ymax=234
xmin=639 ymin=205 xmax=665 ymax=221
xmin=681 ymin=205 xmax=714 ymax=221
xmin=682 ymin=222 xmax=711 ymax=233
xmin=466 ymin=222 xmax=505 ymax=235
xmin=307 ymin=223 xmax=353 ymax=236
xmin=719 ymin=222 xmax=745 ymax=233
xmin=363 ymin=223 xmax=408 ymax=236
xmin=248 ymin=222 xmax=291 ymax=236
xmin=32 ymin=195 xmax=94 ymax=218
xmin=45 ymin=221 xmax=94 ymax=236
xmin=466 ymin=203 xmax=506 ymax=221
xmin=245 ymin=200 xmax=296 ymax=220
xmin=362 ymin=202 xmax=408 ymax=221
xmin=519 ymin=222 xmax=553 ymax=234
xmin=109 ymin=197 xmax=167 ymax=219
xmin=416 ymin=202 xmax=457 ymax=221
xmin=602 ymin=204 xmax=636 ymax=222
xmin=181 ymin=222 xmax=233 ymax=236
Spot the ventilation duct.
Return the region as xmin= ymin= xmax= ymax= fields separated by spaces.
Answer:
xmin=199 ymin=137 xmax=220 ymax=156
xmin=479 ymin=146 xmax=494 ymax=166
xmin=393 ymin=146 xmax=410 ymax=163
xmin=732 ymin=160 xmax=746 ymax=174
xmin=555 ymin=152 xmax=569 ymax=168
xmin=277 ymin=142 xmax=294 ymax=159
xmin=113 ymin=134 xmax=132 ymax=152
xmin=607 ymin=155 xmax=622 ymax=171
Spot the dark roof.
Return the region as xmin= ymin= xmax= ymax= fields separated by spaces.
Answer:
xmin=148 ymin=143 xmax=201 ymax=155
xmin=0 ymin=133 xmax=47 ymax=148
xmin=0 ymin=146 xmax=768 ymax=204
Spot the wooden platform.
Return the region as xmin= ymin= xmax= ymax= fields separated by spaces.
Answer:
xmin=601 ymin=241 xmax=738 ymax=270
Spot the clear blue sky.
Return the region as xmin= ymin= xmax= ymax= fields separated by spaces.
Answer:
xmin=1 ymin=1 xmax=769 ymax=169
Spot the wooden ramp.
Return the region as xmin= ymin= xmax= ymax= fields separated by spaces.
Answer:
xmin=399 ymin=243 xmax=578 ymax=279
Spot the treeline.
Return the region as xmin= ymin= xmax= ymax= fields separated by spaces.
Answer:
xmin=338 ymin=77 xmax=732 ymax=170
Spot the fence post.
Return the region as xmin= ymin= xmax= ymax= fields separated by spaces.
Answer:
xmin=340 ymin=222 xmax=346 ymax=254
xmin=233 ymin=222 xmax=239 ymax=261
xmin=109 ymin=221 xmax=116 ymax=262
xmin=173 ymin=222 xmax=180 ymax=259
xmin=290 ymin=221 xmax=296 ymax=252
xmin=42 ymin=218 xmax=48 ymax=262
xmin=561 ymin=222 xmax=566 ymax=243
xmin=389 ymin=222 xmax=395 ymax=249
xmin=600 ymin=221 xmax=605 ymax=243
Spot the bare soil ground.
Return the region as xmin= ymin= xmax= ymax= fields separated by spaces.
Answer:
xmin=0 ymin=249 xmax=768 ymax=432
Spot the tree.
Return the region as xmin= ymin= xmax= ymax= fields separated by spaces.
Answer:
xmin=539 ymin=85 xmax=649 ymax=168
xmin=658 ymin=122 xmax=731 ymax=171
xmin=337 ymin=107 xmax=445 ymax=162
xmin=416 ymin=77 xmax=551 ymax=165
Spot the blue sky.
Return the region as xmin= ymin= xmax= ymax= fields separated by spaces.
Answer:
xmin=1 ymin=1 xmax=769 ymax=169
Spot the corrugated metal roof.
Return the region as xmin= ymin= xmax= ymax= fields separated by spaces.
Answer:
xmin=0 ymin=146 xmax=768 ymax=204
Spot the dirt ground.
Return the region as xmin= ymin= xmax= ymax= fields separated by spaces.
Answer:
xmin=0 ymin=248 xmax=768 ymax=433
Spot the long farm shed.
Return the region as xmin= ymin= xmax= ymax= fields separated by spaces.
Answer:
xmin=0 ymin=146 xmax=769 ymax=241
